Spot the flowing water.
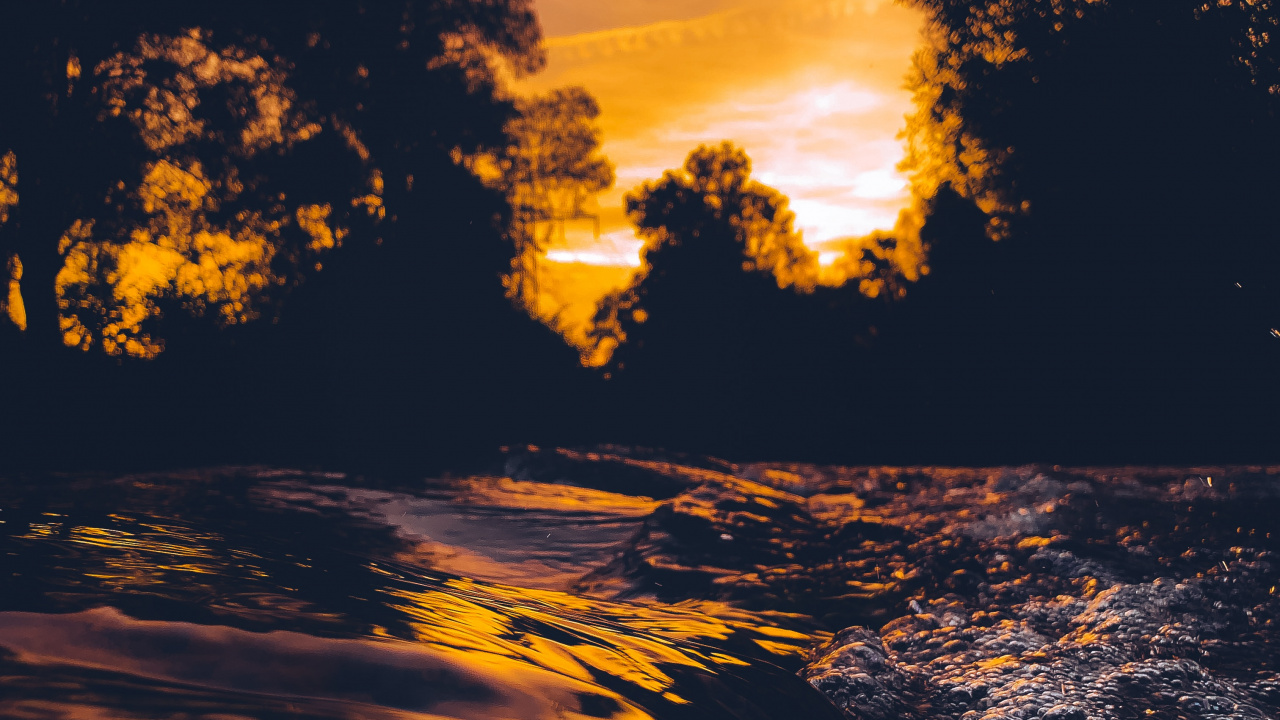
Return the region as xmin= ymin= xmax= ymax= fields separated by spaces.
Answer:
xmin=0 ymin=448 xmax=847 ymax=720
xmin=3 ymin=447 xmax=1279 ymax=720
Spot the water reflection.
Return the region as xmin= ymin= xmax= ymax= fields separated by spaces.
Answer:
xmin=6 ymin=451 xmax=1278 ymax=719
xmin=259 ymin=479 xmax=657 ymax=589
xmin=0 ymin=463 xmax=842 ymax=719
xmin=1 ymin=607 xmax=611 ymax=720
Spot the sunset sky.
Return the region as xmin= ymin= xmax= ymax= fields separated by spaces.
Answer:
xmin=513 ymin=0 xmax=925 ymax=342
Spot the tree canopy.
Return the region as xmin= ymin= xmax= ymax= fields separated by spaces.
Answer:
xmin=589 ymin=143 xmax=820 ymax=370
xmin=0 ymin=0 xmax=544 ymax=356
xmin=6 ymin=0 xmax=1280 ymax=469
xmin=0 ymin=0 xmax=608 ymax=471
xmin=486 ymin=86 xmax=614 ymax=308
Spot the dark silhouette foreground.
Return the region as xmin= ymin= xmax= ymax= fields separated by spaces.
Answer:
xmin=3 ymin=0 xmax=1280 ymax=472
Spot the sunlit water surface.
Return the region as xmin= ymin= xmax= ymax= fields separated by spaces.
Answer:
xmin=0 ymin=451 xmax=844 ymax=720
xmin=4 ymin=448 xmax=1280 ymax=719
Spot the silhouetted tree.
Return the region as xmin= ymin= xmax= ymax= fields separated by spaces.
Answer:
xmin=486 ymin=86 xmax=614 ymax=308
xmin=0 ymin=0 xmax=543 ymax=356
xmin=872 ymin=0 xmax=1280 ymax=460
xmin=0 ymin=1 xmax=609 ymax=470
xmin=590 ymin=142 xmax=817 ymax=366
xmin=901 ymin=0 xmax=1280 ymax=291
xmin=582 ymin=143 xmax=891 ymax=458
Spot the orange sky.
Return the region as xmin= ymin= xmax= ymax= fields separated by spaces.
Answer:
xmin=513 ymin=0 xmax=925 ymax=349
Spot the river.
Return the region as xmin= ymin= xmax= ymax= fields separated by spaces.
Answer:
xmin=2 ymin=447 xmax=1278 ymax=719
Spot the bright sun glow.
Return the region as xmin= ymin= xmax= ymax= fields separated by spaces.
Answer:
xmin=514 ymin=0 xmax=924 ymax=346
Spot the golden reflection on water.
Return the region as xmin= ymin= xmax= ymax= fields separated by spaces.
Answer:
xmin=453 ymin=476 xmax=662 ymax=515
xmin=8 ymin=459 xmax=1280 ymax=719
xmin=554 ymin=448 xmax=740 ymax=486
xmin=4 ymin=478 xmax=827 ymax=718
xmin=0 ymin=607 xmax=659 ymax=720
xmin=379 ymin=574 xmax=819 ymax=706
xmin=16 ymin=512 xmax=229 ymax=596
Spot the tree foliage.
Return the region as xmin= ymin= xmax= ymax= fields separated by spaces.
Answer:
xmin=0 ymin=0 xmax=544 ymax=356
xmin=0 ymin=0 xmax=611 ymax=470
xmin=589 ymin=142 xmax=818 ymax=369
xmin=47 ymin=31 xmax=375 ymax=357
xmin=487 ymin=86 xmax=614 ymax=307
xmin=900 ymin=0 xmax=1280 ymax=257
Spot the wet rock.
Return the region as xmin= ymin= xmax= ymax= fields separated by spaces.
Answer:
xmin=803 ymin=627 xmax=925 ymax=720
xmin=1040 ymin=704 xmax=1086 ymax=720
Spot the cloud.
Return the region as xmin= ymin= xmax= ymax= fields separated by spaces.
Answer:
xmin=542 ymin=0 xmax=903 ymax=58
xmin=513 ymin=0 xmax=925 ymax=348
xmin=534 ymin=0 xmax=742 ymax=37
xmin=519 ymin=0 xmax=921 ymax=236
